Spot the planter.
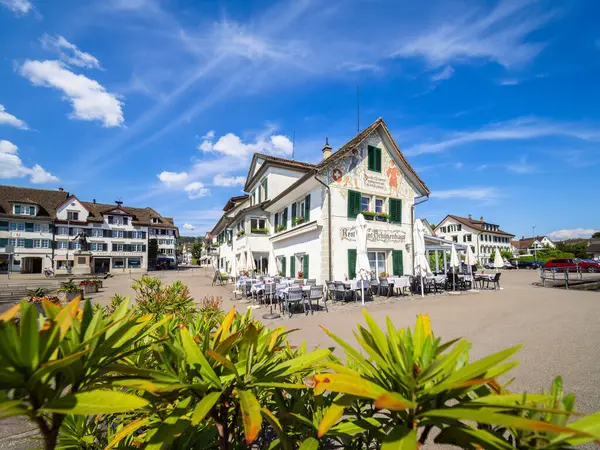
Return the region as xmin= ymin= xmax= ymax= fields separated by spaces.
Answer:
xmin=363 ymin=215 xmax=374 ymax=221
xmin=375 ymin=216 xmax=389 ymax=222
xmin=64 ymin=290 xmax=83 ymax=302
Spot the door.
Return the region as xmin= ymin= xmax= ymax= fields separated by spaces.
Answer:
xmin=94 ymin=258 xmax=110 ymax=274
xmin=32 ymin=258 xmax=42 ymax=274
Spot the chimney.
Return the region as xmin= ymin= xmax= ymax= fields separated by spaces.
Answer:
xmin=521 ymin=236 xmax=524 ymax=240
xmin=58 ymin=187 xmax=64 ymax=192
xmin=93 ymin=199 xmax=96 ymax=204
xmin=322 ymin=137 xmax=332 ymax=160
xmin=468 ymin=214 xmax=472 ymax=219
xmin=479 ymin=216 xmax=484 ymax=221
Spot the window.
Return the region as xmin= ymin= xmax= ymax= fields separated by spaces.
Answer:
xmin=41 ymin=240 xmax=49 ymax=248
xmin=33 ymin=223 xmax=49 ymax=232
xmin=250 ymin=218 xmax=266 ymax=230
xmin=72 ymin=242 xmax=80 ymax=250
xmin=114 ymin=230 xmax=124 ymax=238
xmin=91 ymin=228 xmax=102 ymax=237
xmin=56 ymin=226 xmax=67 ymax=235
xmin=113 ymin=258 xmax=125 ymax=269
xmin=367 ymin=146 xmax=382 ymax=172
xmin=17 ymin=239 xmax=25 ymax=247
xmin=361 ymin=196 xmax=370 ymax=212
xmin=33 ymin=239 xmax=41 ymax=248
xmin=368 ymin=251 xmax=386 ymax=275
xmin=298 ymin=200 xmax=306 ymax=218
xmin=14 ymin=205 xmax=20 ymax=215
xmin=375 ymin=198 xmax=384 ymax=213
xmin=114 ymin=243 xmax=124 ymax=252
xmin=67 ymin=211 xmax=79 ymax=221
xmin=57 ymin=241 xmax=68 ymax=249
xmin=8 ymin=239 xmax=16 ymax=246
xmin=128 ymin=258 xmax=141 ymax=268
xmin=452 ymin=236 xmax=458 ymax=242
xmin=9 ymin=222 xmax=25 ymax=231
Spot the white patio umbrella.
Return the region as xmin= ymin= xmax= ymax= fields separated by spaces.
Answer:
xmin=493 ymin=247 xmax=504 ymax=273
xmin=355 ymin=214 xmax=371 ymax=305
xmin=413 ymin=219 xmax=431 ymax=297
xmin=247 ymin=246 xmax=256 ymax=276
xmin=449 ymin=243 xmax=460 ymax=291
xmin=231 ymin=251 xmax=237 ymax=280
xmin=465 ymin=245 xmax=477 ymax=275
xmin=239 ymin=251 xmax=247 ymax=275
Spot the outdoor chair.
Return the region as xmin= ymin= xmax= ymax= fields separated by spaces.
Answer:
xmin=378 ymin=278 xmax=393 ymax=297
xmin=306 ymin=285 xmax=326 ymax=314
xmin=446 ymin=272 xmax=459 ymax=291
xmin=284 ymin=287 xmax=306 ymax=317
xmin=434 ymin=277 xmax=447 ymax=292
xmin=369 ymin=279 xmax=379 ymax=297
xmin=334 ymin=281 xmax=354 ymax=302
xmin=356 ymin=280 xmax=373 ymax=302
xmin=263 ymin=283 xmax=278 ymax=317
xmin=325 ymin=281 xmax=336 ymax=301
xmin=306 ymin=279 xmax=317 ymax=286
xmin=459 ymin=276 xmax=473 ymax=291
xmin=243 ymin=281 xmax=253 ymax=300
xmin=424 ymin=277 xmax=437 ymax=294
xmin=485 ymin=273 xmax=501 ymax=290
xmin=273 ymin=277 xmax=281 ymax=284
xmin=293 ymin=279 xmax=303 ymax=284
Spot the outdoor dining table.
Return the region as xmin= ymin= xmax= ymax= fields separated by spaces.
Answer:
xmin=236 ymin=278 xmax=258 ymax=288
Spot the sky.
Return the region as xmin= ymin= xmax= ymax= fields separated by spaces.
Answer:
xmin=1 ymin=0 xmax=599 ymax=240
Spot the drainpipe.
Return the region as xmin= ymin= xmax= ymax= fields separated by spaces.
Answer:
xmin=314 ymin=172 xmax=333 ymax=281
xmin=411 ymin=194 xmax=430 ymax=274
xmin=51 ymin=219 xmax=56 ymax=269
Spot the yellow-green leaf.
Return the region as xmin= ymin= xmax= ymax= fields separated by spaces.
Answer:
xmin=374 ymin=392 xmax=414 ymax=411
xmin=318 ymin=403 xmax=345 ymax=437
xmin=238 ymin=389 xmax=262 ymax=445
xmin=42 ymin=390 xmax=149 ymax=415
xmin=104 ymin=417 xmax=149 ymax=450
xmin=312 ymin=373 xmax=389 ymax=400
xmin=191 ymin=392 xmax=221 ymax=425
xmin=381 ymin=425 xmax=417 ymax=450
xmin=180 ymin=327 xmax=222 ymax=389
xmin=0 ymin=400 xmax=26 ymax=419
xmin=299 ymin=437 xmax=319 ymax=450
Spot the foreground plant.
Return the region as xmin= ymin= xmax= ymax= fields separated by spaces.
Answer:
xmin=132 ymin=276 xmax=196 ymax=321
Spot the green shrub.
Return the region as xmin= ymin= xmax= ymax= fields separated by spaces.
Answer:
xmin=1 ymin=298 xmax=600 ymax=450
xmin=131 ymin=276 xmax=196 ymax=321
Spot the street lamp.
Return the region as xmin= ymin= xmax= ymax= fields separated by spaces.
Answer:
xmin=532 ymin=225 xmax=536 ymax=261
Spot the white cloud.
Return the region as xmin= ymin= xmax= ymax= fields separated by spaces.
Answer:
xmin=430 ymin=66 xmax=454 ymax=82
xmin=182 ymin=223 xmax=194 ymax=230
xmin=0 ymin=105 xmax=29 ymax=130
xmin=431 ymin=187 xmax=500 ymax=200
xmin=213 ymin=174 xmax=246 ymax=187
xmin=199 ymin=130 xmax=293 ymax=159
xmin=40 ymin=34 xmax=102 ymax=69
xmin=157 ymin=170 xmax=188 ymax=186
xmin=0 ymin=140 xmax=58 ymax=183
xmin=184 ymin=181 xmax=210 ymax=199
xmin=202 ymin=130 xmax=215 ymax=139
xmin=548 ymin=229 xmax=599 ymax=241
xmin=0 ymin=0 xmax=33 ymax=15
xmin=20 ymin=59 xmax=124 ymax=127
xmin=405 ymin=117 xmax=600 ymax=156
xmin=393 ymin=0 xmax=552 ymax=68
xmin=499 ymin=78 xmax=520 ymax=85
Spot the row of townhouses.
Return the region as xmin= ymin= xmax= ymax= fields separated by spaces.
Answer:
xmin=0 ymin=185 xmax=178 ymax=274
xmin=209 ymin=118 xmax=431 ymax=284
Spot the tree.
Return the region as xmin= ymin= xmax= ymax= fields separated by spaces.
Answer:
xmin=501 ymin=250 xmax=514 ymax=261
xmin=592 ymin=231 xmax=600 ymax=239
xmin=191 ymin=241 xmax=203 ymax=261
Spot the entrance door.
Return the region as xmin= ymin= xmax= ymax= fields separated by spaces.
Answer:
xmin=94 ymin=258 xmax=110 ymax=274
xmin=31 ymin=258 xmax=42 ymax=274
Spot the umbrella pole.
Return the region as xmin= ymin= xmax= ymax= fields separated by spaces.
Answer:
xmin=361 ymin=280 xmax=365 ymax=305
xmin=420 ymin=276 xmax=424 ymax=297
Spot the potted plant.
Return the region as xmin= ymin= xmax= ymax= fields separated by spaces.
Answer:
xmin=293 ymin=216 xmax=305 ymax=226
xmin=361 ymin=211 xmax=376 ymax=220
xmin=79 ymin=280 xmax=98 ymax=294
xmin=297 ymin=271 xmax=304 ymax=279
xmin=92 ymin=276 xmax=103 ymax=288
xmin=236 ymin=229 xmax=245 ymax=238
xmin=251 ymin=227 xmax=269 ymax=234
xmin=25 ymin=292 xmax=61 ymax=314
xmin=379 ymin=271 xmax=389 ymax=278
xmin=376 ymin=212 xmax=390 ymax=222
xmin=58 ymin=280 xmax=83 ymax=301
xmin=275 ymin=224 xmax=286 ymax=233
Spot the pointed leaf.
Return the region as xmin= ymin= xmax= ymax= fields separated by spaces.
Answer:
xmin=238 ymin=389 xmax=262 ymax=445
xmin=105 ymin=417 xmax=150 ymax=450
xmin=191 ymin=392 xmax=221 ymax=425
xmin=262 ymin=408 xmax=292 ymax=450
xmin=299 ymin=437 xmax=319 ymax=450
xmin=374 ymin=392 xmax=414 ymax=411
xmin=554 ymin=410 xmax=600 ymax=446
xmin=318 ymin=403 xmax=345 ymax=437
xmin=180 ymin=327 xmax=222 ymax=389
xmin=435 ymin=427 xmax=513 ymax=450
xmin=0 ymin=303 xmax=20 ymax=321
xmin=0 ymin=400 xmax=26 ymax=419
xmin=381 ymin=425 xmax=417 ymax=450
xmin=42 ymin=390 xmax=149 ymax=415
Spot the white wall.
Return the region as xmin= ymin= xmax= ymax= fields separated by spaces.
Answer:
xmin=56 ymin=198 xmax=90 ymax=222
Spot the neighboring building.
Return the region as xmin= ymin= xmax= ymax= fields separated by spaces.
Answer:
xmin=587 ymin=239 xmax=600 ymax=261
xmin=0 ymin=185 xmax=178 ymax=274
xmin=209 ymin=117 xmax=430 ymax=283
xmin=511 ymin=235 xmax=556 ymax=257
xmin=434 ymin=214 xmax=514 ymax=264
xmin=420 ymin=219 xmax=437 ymax=237
xmin=180 ymin=243 xmax=193 ymax=264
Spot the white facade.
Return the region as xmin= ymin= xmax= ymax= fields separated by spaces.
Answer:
xmin=434 ymin=216 xmax=514 ymax=264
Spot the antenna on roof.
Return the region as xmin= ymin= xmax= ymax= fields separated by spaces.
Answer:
xmin=115 ymin=198 xmax=123 ymax=207
xmin=356 ymin=86 xmax=360 ymax=135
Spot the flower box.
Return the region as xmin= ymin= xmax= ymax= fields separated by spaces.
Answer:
xmin=375 ymin=215 xmax=388 ymax=222
xmin=363 ymin=215 xmax=374 ymax=221
xmin=251 ymin=228 xmax=269 ymax=234
xmin=297 ymin=271 xmax=304 ymax=279
xmin=293 ymin=217 xmax=305 ymax=226
xmin=275 ymin=224 xmax=287 ymax=233
xmin=236 ymin=230 xmax=245 ymax=238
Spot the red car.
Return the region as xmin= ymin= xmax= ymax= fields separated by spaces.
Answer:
xmin=543 ymin=258 xmax=600 ymax=273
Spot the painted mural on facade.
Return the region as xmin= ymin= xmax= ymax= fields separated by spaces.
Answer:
xmin=324 ymin=132 xmax=414 ymax=200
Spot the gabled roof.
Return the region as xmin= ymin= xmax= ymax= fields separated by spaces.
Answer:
xmin=512 ymin=236 xmax=552 ymax=249
xmin=316 ymin=117 xmax=430 ymax=195
xmin=82 ymin=201 xmax=176 ymax=230
xmin=56 ymin=195 xmax=91 ymax=213
xmin=0 ymin=185 xmax=69 ymax=219
xmin=223 ymin=195 xmax=249 ymax=212
xmin=244 ymin=154 xmax=316 ymax=191
xmin=436 ymin=214 xmax=514 ymax=237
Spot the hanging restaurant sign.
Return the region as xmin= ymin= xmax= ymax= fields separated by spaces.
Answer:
xmin=339 ymin=227 xmax=406 ymax=243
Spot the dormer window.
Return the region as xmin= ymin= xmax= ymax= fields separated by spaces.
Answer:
xmin=13 ymin=204 xmax=35 ymax=216
xmin=67 ymin=211 xmax=79 ymax=221
xmin=152 ymin=217 xmax=160 ymax=224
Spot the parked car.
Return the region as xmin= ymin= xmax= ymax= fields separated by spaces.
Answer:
xmin=511 ymin=260 xmax=544 ymax=269
xmin=543 ymin=258 xmax=600 ymax=273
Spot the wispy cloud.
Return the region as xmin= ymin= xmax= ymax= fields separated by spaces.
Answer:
xmin=213 ymin=174 xmax=246 ymax=187
xmin=392 ymin=0 xmax=554 ymax=68
xmin=430 ymin=65 xmax=454 ymax=82
xmin=40 ymin=34 xmax=102 ymax=69
xmin=404 ymin=117 xmax=600 ymax=156
xmin=548 ymin=228 xmax=599 ymax=240
xmin=0 ymin=104 xmax=29 ymax=130
xmin=1 ymin=0 xmax=33 ymax=15
xmin=0 ymin=140 xmax=58 ymax=183
xmin=498 ymin=78 xmax=520 ymax=85
xmin=431 ymin=187 xmax=501 ymax=200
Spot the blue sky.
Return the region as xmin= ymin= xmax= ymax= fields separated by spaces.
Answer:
xmin=1 ymin=0 xmax=599 ymax=240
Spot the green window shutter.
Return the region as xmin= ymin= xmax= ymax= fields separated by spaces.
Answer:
xmin=25 ymin=223 xmax=34 ymax=232
xmin=392 ymin=250 xmax=404 ymax=276
xmin=375 ymin=148 xmax=382 ymax=172
xmin=281 ymin=257 xmax=286 ymax=277
xmin=264 ymin=179 xmax=268 ymax=200
xmin=283 ymin=207 xmax=288 ymax=227
xmin=258 ymin=187 xmax=262 ymax=203
xmin=274 ymin=213 xmax=279 ymax=229
xmin=303 ymin=254 xmax=309 ymax=279
xmin=291 ymin=203 xmax=297 ymax=226
xmin=290 ymin=256 xmax=295 ymax=278
xmin=0 ymin=221 xmax=8 ymax=231
xmin=0 ymin=238 xmax=7 ymax=247
xmin=24 ymin=239 xmax=33 ymax=249
xmin=390 ymin=198 xmax=402 ymax=223
xmin=347 ymin=190 xmax=361 ymax=218
xmin=367 ymin=146 xmax=374 ymax=170
xmin=348 ymin=249 xmax=357 ymax=279
xmin=304 ymin=194 xmax=311 ymax=222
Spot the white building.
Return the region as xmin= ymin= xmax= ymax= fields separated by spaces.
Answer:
xmin=210 ymin=117 xmax=431 ymax=283
xmin=0 ymin=185 xmax=178 ymax=274
xmin=511 ymin=236 xmax=555 ymax=257
xmin=434 ymin=215 xmax=515 ymax=264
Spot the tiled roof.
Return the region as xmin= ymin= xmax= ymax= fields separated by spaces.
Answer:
xmin=512 ymin=236 xmax=548 ymax=249
xmin=82 ymin=201 xmax=177 ymax=229
xmin=440 ymin=215 xmax=515 ymax=237
xmin=244 ymin=154 xmax=316 ymax=190
xmin=0 ymin=185 xmax=69 ymax=219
